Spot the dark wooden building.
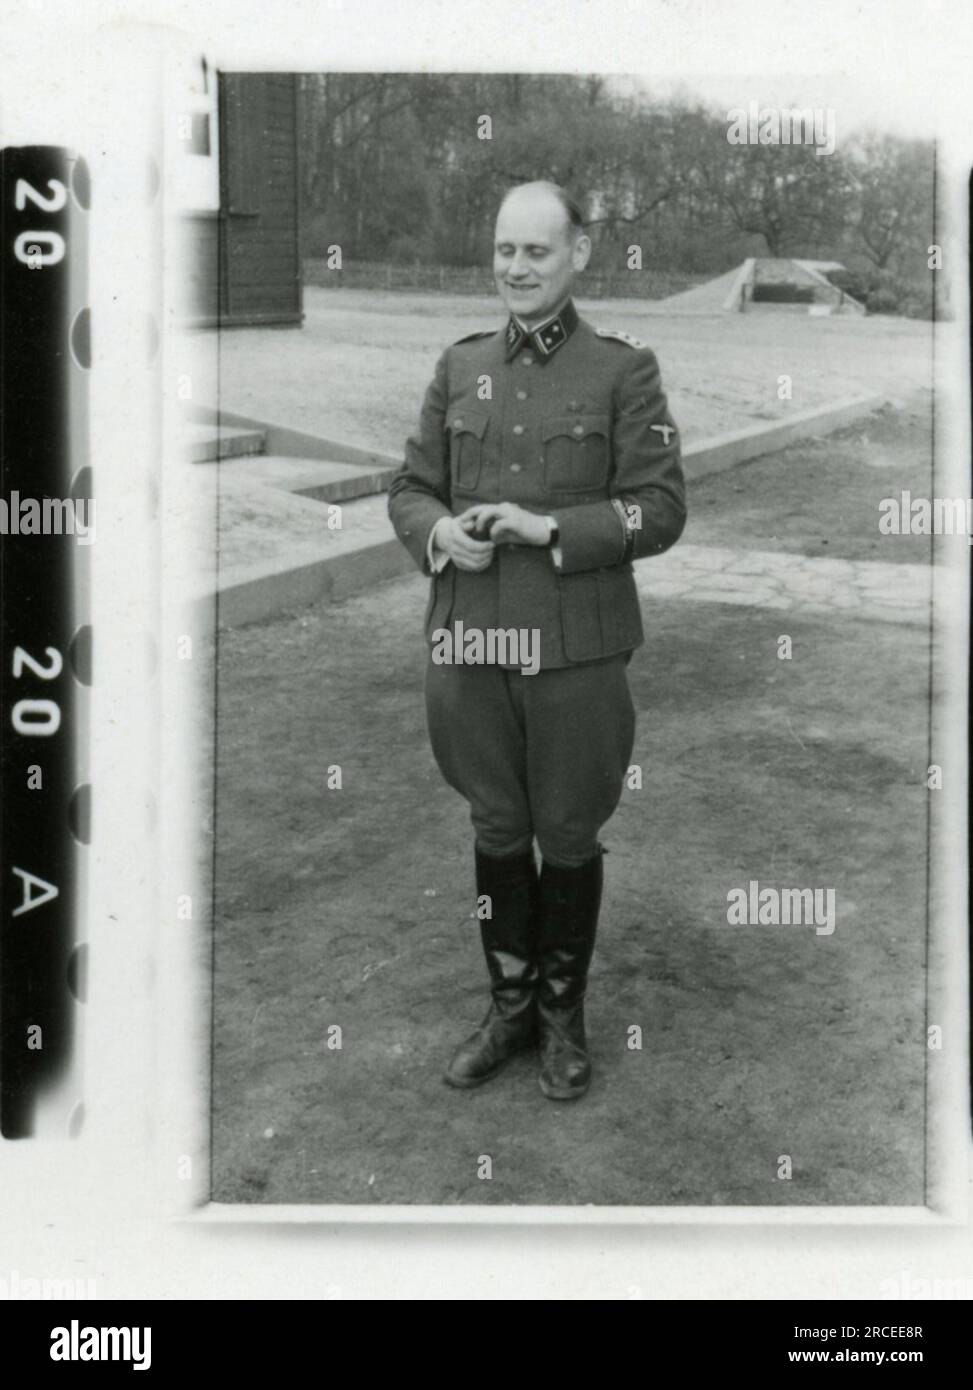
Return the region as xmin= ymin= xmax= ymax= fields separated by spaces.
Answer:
xmin=181 ymin=71 xmax=303 ymax=328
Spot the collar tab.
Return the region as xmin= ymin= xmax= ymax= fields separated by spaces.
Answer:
xmin=505 ymin=300 xmax=579 ymax=363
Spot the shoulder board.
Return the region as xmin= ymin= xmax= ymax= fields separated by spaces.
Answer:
xmin=451 ymin=330 xmax=495 ymax=346
xmin=596 ymin=328 xmax=646 ymax=349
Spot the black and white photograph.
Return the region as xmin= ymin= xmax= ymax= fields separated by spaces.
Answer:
xmin=1 ymin=0 xmax=971 ymax=1316
xmin=186 ymin=69 xmax=958 ymax=1207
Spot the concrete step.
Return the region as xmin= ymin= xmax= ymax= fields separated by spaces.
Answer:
xmin=212 ymin=489 xmax=414 ymax=627
xmin=186 ymin=423 xmax=267 ymax=462
xmin=213 ymin=453 xmax=396 ymax=504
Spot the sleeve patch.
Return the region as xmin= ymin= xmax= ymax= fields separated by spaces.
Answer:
xmin=596 ymin=327 xmax=646 ymax=349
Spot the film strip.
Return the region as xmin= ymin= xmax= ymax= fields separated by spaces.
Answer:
xmin=0 ymin=146 xmax=90 ymax=1139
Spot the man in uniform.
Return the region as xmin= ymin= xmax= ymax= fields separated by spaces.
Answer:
xmin=387 ymin=181 xmax=686 ymax=1101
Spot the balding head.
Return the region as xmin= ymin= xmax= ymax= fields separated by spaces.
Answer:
xmin=497 ymin=181 xmax=585 ymax=241
xmin=493 ymin=182 xmax=591 ymax=326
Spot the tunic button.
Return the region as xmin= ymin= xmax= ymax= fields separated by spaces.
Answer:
xmin=509 ymin=463 xmax=522 ymax=473
xmin=521 ymin=354 xmax=533 ymax=366
xmin=573 ymin=424 xmax=584 ymax=436
xmin=453 ymin=418 xmax=463 ymax=429
xmin=512 ymin=424 xmax=524 ymax=436
xmin=516 ymin=390 xmax=527 ymax=401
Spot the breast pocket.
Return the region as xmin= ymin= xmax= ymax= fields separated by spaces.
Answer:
xmin=542 ymin=414 xmax=611 ymax=493
xmin=448 ymin=409 xmax=489 ymax=492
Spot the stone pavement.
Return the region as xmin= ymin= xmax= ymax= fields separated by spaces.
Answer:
xmin=635 ymin=543 xmax=948 ymax=625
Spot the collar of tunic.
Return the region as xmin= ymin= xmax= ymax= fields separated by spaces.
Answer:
xmin=504 ymin=298 xmax=580 ymax=364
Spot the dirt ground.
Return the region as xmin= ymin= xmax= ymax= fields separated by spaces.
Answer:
xmin=214 ymin=286 xmax=941 ymax=455
xmin=211 ymin=401 xmax=934 ymax=1207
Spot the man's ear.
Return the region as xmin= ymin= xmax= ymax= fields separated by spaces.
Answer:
xmin=573 ymin=233 xmax=592 ymax=273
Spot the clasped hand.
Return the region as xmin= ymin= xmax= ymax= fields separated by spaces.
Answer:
xmin=436 ymin=503 xmax=552 ymax=572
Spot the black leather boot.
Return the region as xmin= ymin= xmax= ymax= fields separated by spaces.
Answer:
xmin=536 ymin=851 xmax=603 ymax=1100
xmin=444 ymin=847 xmax=540 ymax=1089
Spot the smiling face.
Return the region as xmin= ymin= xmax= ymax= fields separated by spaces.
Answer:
xmin=493 ymin=185 xmax=591 ymax=327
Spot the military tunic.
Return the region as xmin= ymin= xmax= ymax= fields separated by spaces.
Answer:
xmin=387 ymin=300 xmax=687 ymax=863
